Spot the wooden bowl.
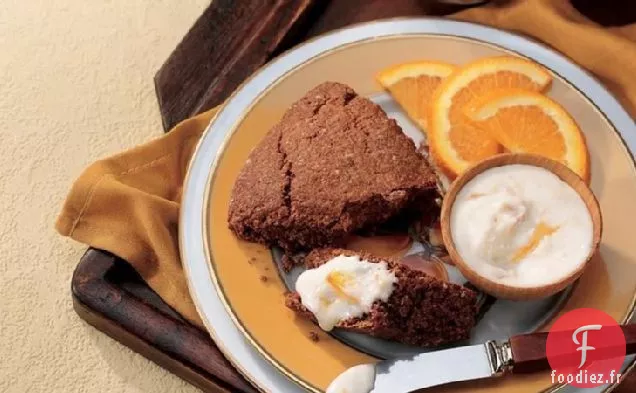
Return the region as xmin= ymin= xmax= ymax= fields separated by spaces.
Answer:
xmin=440 ymin=153 xmax=602 ymax=300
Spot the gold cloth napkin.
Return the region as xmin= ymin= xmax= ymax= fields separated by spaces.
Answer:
xmin=56 ymin=0 xmax=636 ymax=328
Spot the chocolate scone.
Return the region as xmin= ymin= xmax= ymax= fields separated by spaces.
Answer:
xmin=228 ymin=82 xmax=437 ymax=251
xmin=285 ymin=248 xmax=478 ymax=347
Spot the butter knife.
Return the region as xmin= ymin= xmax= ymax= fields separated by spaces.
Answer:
xmin=328 ymin=324 xmax=636 ymax=393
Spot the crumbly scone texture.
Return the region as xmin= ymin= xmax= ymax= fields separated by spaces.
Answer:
xmin=285 ymin=248 xmax=478 ymax=347
xmin=228 ymin=82 xmax=438 ymax=251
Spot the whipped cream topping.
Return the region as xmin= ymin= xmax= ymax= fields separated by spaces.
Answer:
xmin=326 ymin=364 xmax=376 ymax=393
xmin=295 ymin=255 xmax=397 ymax=331
xmin=450 ymin=164 xmax=593 ymax=287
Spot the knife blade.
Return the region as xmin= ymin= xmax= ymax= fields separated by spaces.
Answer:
xmin=327 ymin=324 xmax=636 ymax=393
xmin=371 ymin=342 xmax=498 ymax=393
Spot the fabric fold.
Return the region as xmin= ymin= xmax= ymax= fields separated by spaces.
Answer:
xmin=57 ymin=110 xmax=215 ymax=326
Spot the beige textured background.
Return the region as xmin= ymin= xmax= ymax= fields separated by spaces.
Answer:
xmin=0 ymin=1 xmax=209 ymax=391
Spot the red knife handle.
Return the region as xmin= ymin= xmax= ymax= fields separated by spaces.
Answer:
xmin=509 ymin=324 xmax=636 ymax=374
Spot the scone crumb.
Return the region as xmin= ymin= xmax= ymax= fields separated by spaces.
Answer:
xmin=281 ymin=254 xmax=297 ymax=272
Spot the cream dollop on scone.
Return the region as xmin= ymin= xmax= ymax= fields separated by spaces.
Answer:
xmin=285 ymin=249 xmax=478 ymax=347
xmin=295 ymin=254 xmax=398 ymax=331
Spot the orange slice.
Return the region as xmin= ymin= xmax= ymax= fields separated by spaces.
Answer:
xmin=466 ymin=88 xmax=590 ymax=181
xmin=429 ymin=56 xmax=553 ymax=178
xmin=377 ymin=61 xmax=456 ymax=131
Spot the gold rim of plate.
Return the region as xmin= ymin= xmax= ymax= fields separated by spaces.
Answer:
xmin=180 ymin=19 xmax=636 ymax=393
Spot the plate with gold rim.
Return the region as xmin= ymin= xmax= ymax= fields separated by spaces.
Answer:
xmin=180 ymin=18 xmax=636 ymax=393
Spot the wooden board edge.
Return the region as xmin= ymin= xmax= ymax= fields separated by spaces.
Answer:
xmin=71 ymin=248 xmax=256 ymax=393
xmin=72 ymin=295 xmax=230 ymax=393
xmin=154 ymin=0 xmax=320 ymax=131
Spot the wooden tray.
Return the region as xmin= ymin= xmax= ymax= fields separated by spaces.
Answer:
xmin=71 ymin=1 xmax=636 ymax=392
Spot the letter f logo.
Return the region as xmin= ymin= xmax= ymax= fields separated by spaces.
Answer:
xmin=572 ymin=324 xmax=602 ymax=368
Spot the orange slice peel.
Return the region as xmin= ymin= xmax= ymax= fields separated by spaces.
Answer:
xmin=466 ymin=88 xmax=590 ymax=182
xmin=428 ymin=56 xmax=553 ymax=179
xmin=377 ymin=60 xmax=456 ymax=131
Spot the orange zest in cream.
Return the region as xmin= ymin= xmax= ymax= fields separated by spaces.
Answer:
xmin=326 ymin=272 xmax=359 ymax=304
xmin=512 ymin=222 xmax=559 ymax=263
